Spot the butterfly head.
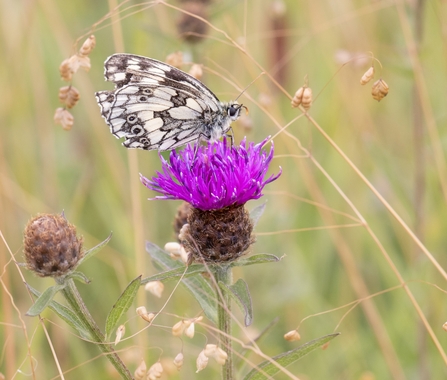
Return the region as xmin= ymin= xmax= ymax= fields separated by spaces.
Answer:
xmin=226 ymin=102 xmax=245 ymax=121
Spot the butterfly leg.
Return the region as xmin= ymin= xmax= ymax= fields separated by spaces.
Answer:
xmin=225 ymin=127 xmax=235 ymax=146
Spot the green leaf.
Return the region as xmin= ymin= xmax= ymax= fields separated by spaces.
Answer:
xmin=27 ymin=285 xmax=92 ymax=339
xmin=146 ymin=241 xmax=218 ymax=324
xmin=66 ymin=271 xmax=91 ymax=284
xmin=250 ymin=203 xmax=267 ymax=227
xmin=230 ymin=254 xmax=280 ymax=268
xmin=105 ymin=275 xmax=141 ymax=339
xmin=220 ymin=279 xmax=253 ymax=326
xmin=26 ymin=284 xmax=66 ymax=316
xmin=77 ymin=233 xmax=112 ymax=267
xmin=141 ymin=264 xmax=206 ymax=284
xmin=242 ymin=333 xmax=340 ymax=380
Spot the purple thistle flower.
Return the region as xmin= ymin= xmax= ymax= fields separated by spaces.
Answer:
xmin=140 ymin=137 xmax=281 ymax=211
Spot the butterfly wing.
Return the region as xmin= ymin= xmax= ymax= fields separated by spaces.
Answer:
xmin=95 ymin=54 xmax=227 ymax=151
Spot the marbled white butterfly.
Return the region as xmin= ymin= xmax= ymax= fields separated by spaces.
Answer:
xmin=95 ymin=53 xmax=243 ymax=151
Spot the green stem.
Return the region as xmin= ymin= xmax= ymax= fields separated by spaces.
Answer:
xmin=59 ymin=278 xmax=134 ymax=380
xmin=215 ymin=265 xmax=234 ymax=380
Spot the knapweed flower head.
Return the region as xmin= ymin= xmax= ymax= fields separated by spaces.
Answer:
xmin=141 ymin=137 xmax=281 ymax=263
xmin=140 ymin=137 xmax=281 ymax=211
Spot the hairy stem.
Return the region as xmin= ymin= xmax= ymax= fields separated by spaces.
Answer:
xmin=59 ymin=278 xmax=134 ymax=380
xmin=215 ymin=265 xmax=233 ymax=380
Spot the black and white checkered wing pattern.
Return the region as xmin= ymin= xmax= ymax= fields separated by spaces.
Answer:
xmin=95 ymin=53 xmax=235 ymax=151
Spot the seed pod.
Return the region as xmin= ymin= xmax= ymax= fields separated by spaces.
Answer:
xmin=147 ymin=362 xmax=163 ymax=380
xmin=184 ymin=322 xmax=195 ymax=338
xmin=145 ymin=281 xmax=164 ymax=298
xmin=79 ymin=35 xmax=96 ymax=56
xmin=360 ymin=66 xmax=374 ymax=85
xmin=58 ymin=86 xmax=80 ymax=109
xmin=172 ymin=320 xmax=186 ymax=337
xmin=214 ymin=347 xmax=228 ymax=365
xmin=136 ymin=306 xmax=155 ymax=323
xmin=284 ymin=330 xmax=301 ymax=341
xmin=196 ymin=350 xmax=209 ymax=373
xmin=59 ymin=58 xmax=75 ymax=81
xmin=54 ymin=108 xmax=75 ymax=131
xmin=371 ymin=78 xmax=389 ymax=101
xmin=134 ymin=360 xmax=147 ymax=380
xmin=166 ymin=51 xmax=184 ymax=69
xmin=188 ymin=64 xmax=203 ymax=80
xmin=23 ymin=213 xmax=83 ymax=277
xmin=114 ymin=325 xmax=125 ymax=345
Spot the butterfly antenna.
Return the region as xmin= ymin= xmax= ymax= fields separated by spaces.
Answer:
xmin=234 ymin=71 xmax=265 ymax=102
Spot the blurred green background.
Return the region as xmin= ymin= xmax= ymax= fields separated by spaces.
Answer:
xmin=1 ymin=0 xmax=447 ymax=378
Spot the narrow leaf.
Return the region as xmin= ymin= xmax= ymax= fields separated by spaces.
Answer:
xmin=146 ymin=241 xmax=217 ymax=324
xmin=230 ymin=254 xmax=280 ymax=268
xmin=243 ymin=333 xmax=340 ymax=380
xmin=27 ymin=285 xmax=92 ymax=339
xmin=77 ymin=233 xmax=112 ymax=267
xmin=141 ymin=264 xmax=205 ymax=284
xmin=250 ymin=203 xmax=267 ymax=227
xmin=105 ymin=275 xmax=141 ymax=339
xmin=26 ymin=284 xmax=66 ymax=316
xmin=67 ymin=271 xmax=91 ymax=284
xmin=220 ymin=279 xmax=253 ymax=326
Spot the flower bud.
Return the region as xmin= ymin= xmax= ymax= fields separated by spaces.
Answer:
xmin=371 ymin=78 xmax=389 ymax=101
xmin=54 ymin=108 xmax=74 ymax=130
xmin=360 ymin=66 xmax=374 ymax=85
xmin=145 ymin=281 xmax=164 ymax=298
xmin=284 ymin=329 xmax=301 ymax=341
xmin=23 ymin=213 xmax=83 ymax=277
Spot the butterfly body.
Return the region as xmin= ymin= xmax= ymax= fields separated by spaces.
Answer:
xmin=95 ymin=54 xmax=242 ymax=151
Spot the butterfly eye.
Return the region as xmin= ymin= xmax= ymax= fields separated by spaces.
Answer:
xmin=138 ymin=96 xmax=148 ymax=102
xmin=131 ymin=125 xmax=145 ymax=136
xmin=127 ymin=114 xmax=138 ymax=123
xmin=142 ymin=88 xmax=153 ymax=95
xmin=228 ymin=105 xmax=240 ymax=119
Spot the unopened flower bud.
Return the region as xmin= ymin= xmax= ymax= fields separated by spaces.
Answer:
xmin=79 ymin=35 xmax=96 ymax=56
xmin=136 ymin=306 xmax=155 ymax=323
xmin=188 ymin=64 xmax=203 ymax=80
xmin=196 ymin=350 xmax=209 ymax=373
xmin=23 ymin=213 xmax=83 ymax=277
xmin=58 ymin=86 xmax=80 ymax=109
xmin=134 ymin=360 xmax=147 ymax=380
xmin=360 ymin=66 xmax=374 ymax=85
xmin=371 ymin=79 xmax=389 ymax=101
xmin=147 ymin=362 xmax=163 ymax=379
xmin=291 ymin=86 xmax=312 ymax=110
xmin=173 ymin=353 xmax=184 ymax=370
xmin=114 ymin=325 xmax=125 ymax=345
xmin=145 ymin=281 xmax=164 ymax=298
xmin=284 ymin=330 xmax=301 ymax=341
xmin=54 ymin=108 xmax=74 ymax=130
xmin=166 ymin=51 xmax=184 ymax=69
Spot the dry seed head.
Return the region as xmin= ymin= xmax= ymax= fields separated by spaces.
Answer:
xmin=188 ymin=63 xmax=203 ymax=80
xmin=54 ymin=108 xmax=74 ymax=131
xmin=177 ymin=1 xmax=209 ymax=43
xmin=172 ymin=320 xmax=186 ymax=337
xmin=145 ymin=281 xmax=164 ymax=298
xmin=360 ymin=66 xmax=375 ymax=85
xmin=147 ymin=362 xmax=163 ymax=380
xmin=69 ymin=54 xmax=91 ymax=72
xmin=23 ymin=213 xmax=83 ymax=277
xmin=166 ymin=51 xmax=184 ymax=69
xmin=173 ymin=353 xmax=184 ymax=370
xmin=196 ymin=350 xmax=209 ymax=373
xmin=59 ymin=58 xmax=75 ymax=81
xmin=284 ymin=329 xmax=301 ymax=341
xmin=79 ymin=35 xmax=96 ymax=56
xmin=114 ymin=325 xmax=125 ymax=346
xmin=58 ymin=86 xmax=80 ymax=109
xmin=371 ymin=79 xmax=389 ymax=101
xmin=134 ymin=360 xmax=147 ymax=380
xmin=136 ymin=306 xmax=155 ymax=323
xmin=184 ymin=322 xmax=195 ymax=338
xmin=291 ymin=86 xmax=313 ymax=110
